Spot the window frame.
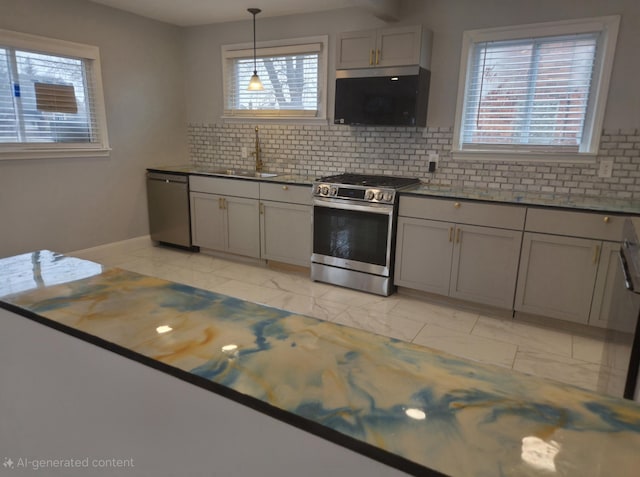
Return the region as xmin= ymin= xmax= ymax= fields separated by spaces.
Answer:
xmin=452 ymin=16 xmax=620 ymax=162
xmin=0 ymin=28 xmax=110 ymax=160
xmin=221 ymin=35 xmax=328 ymax=123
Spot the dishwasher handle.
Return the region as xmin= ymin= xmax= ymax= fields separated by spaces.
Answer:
xmin=147 ymin=172 xmax=188 ymax=183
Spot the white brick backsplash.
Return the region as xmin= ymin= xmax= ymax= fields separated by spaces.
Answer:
xmin=188 ymin=123 xmax=640 ymax=200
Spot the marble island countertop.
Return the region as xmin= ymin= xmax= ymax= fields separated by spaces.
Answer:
xmin=1 ymin=250 xmax=640 ymax=476
xmin=147 ymin=164 xmax=638 ymax=214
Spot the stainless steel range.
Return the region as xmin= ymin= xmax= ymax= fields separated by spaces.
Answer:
xmin=311 ymin=173 xmax=421 ymax=296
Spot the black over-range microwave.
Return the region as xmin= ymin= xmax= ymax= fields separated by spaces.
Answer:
xmin=334 ymin=66 xmax=430 ymax=127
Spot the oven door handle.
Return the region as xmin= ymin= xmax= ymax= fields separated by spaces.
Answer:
xmin=313 ymin=198 xmax=393 ymax=215
xmin=619 ymin=248 xmax=636 ymax=292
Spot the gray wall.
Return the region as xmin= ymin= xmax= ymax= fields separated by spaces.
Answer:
xmin=185 ymin=0 xmax=640 ymax=129
xmin=0 ymin=0 xmax=188 ymax=258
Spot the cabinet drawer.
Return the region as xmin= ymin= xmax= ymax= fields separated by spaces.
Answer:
xmin=260 ymin=183 xmax=311 ymax=205
xmin=525 ymin=208 xmax=624 ymax=241
xmin=399 ymin=196 xmax=526 ymax=230
xmin=189 ymin=175 xmax=259 ymax=198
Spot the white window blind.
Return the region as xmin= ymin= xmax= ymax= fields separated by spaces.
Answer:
xmin=223 ymin=40 xmax=325 ymax=119
xmin=0 ymin=29 xmax=109 ymax=159
xmin=453 ymin=16 xmax=620 ymax=160
xmin=462 ymin=34 xmax=597 ymax=151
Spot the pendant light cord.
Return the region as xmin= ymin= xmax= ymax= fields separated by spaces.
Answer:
xmin=248 ymin=8 xmax=261 ymax=75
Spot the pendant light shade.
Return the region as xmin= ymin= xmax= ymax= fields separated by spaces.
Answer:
xmin=247 ymin=8 xmax=264 ymax=91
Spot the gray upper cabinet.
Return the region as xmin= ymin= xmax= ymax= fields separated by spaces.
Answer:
xmin=395 ymin=196 xmax=525 ymax=310
xmin=336 ymin=25 xmax=429 ymax=69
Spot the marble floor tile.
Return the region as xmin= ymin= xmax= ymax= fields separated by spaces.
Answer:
xmin=572 ymin=334 xmax=606 ymax=364
xmin=210 ymin=279 xmax=288 ymax=305
xmin=262 ymin=273 xmax=334 ymax=298
xmin=472 ymin=316 xmax=573 ymax=356
xmin=319 ymin=287 xmax=396 ymax=309
xmin=391 ymin=297 xmax=480 ymax=333
xmin=264 ymin=292 xmax=349 ymax=322
xmin=412 ymin=324 xmax=517 ymax=369
xmin=512 ymin=349 xmax=604 ymax=391
xmin=332 ymin=307 xmax=425 ymax=342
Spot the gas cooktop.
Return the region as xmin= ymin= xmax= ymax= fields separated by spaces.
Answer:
xmin=313 ymin=173 xmax=421 ymax=205
xmin=317 ymin=173 xmax=421 ymax=189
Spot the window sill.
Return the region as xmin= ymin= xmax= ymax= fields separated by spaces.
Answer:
xmin=452 ymin=149 xmax=598 ymax=163
xmin=0 ymin=147 xmax=111 ymax=161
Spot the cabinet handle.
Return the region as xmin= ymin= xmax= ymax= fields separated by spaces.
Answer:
xmin=260 ymin=203 xmax=265 ymax=215
xmin=593 ymin=244 xmax=600 ymax=264
xmin=218 ymin=197 xmax=223 ymax=209
xmin=454 ymin=202 xmax=461 ymax=209
xmin=369 ymin=49 xmax=374 ymax=65
xmin=456 ymin=228 xmax=462 ymax=243
xmin=603 ymin=216 xmax=610 ymax=223
xmin=376 ymin=48 xmax=380 ymax=65
xmin=222 ymin=198 xmax=227 ymax=210
xmin=282 ymin=185 xmax=288 ymax=191
xmin=448 ymin=227 xmax=453 ymax=242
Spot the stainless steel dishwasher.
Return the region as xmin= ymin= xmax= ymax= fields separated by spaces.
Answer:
xmin=146 ymin=171 xmax=194 ymax=249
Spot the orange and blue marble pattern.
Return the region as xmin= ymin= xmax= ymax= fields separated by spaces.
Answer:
xmin=1 ymin=251 xmax=640 ymax=476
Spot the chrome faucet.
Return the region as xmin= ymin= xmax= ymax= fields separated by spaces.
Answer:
xmin=252 ymin=126 xmax=263 ymax=172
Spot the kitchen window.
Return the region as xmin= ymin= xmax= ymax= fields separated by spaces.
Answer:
xmin=452 ymin=16 xmax=619 ymax=161
xmin=0 ymin=29 xmax=109 ymax=160
xmin=222 ymin=36 xmax=328 ymax=121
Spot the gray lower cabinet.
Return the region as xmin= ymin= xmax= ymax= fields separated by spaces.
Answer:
xmin=189 ymin=176 xmax=261 ymax=258
xmin=515 ymin=233 xmax=600 ymax=324
xmin=259 ymin=183 xmax=312 ymax=267
xmin=515 ymin=208 xmax=626 ymax=326
xmin=260 ymin=201 xmax=311 ymax=266
xmin=190 ymin=192 xmax=260 ymax=258
xmin=450 ymin=224 xmax=522 ymax=309
xmin=395 ymin=198 xmax=524 ymax=309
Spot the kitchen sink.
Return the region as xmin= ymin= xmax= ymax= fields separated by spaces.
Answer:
xmin=209 ymin=169 xmax=279 ymax=178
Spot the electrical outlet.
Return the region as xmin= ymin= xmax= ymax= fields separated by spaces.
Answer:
xmin=428 ymin=152 xmax=439 ymax=172
xmin=241 ymin=147 xmax=248 ymax=159
xmin=598 ymin=158 xmax=613 ymax=178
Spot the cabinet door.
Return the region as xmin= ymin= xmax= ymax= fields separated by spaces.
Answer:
xmin=394 ymin=217 xmax=454 ymax=295
xmin=224 ymin=196 xmax=260 ymax=258
xmin=260 ymin=201 xmax=311 ymax=267
xmin=336 ymin=30 xmax=377 ymax=69
xmin=515 ymin=233 xmax=600 ymax=324
xmin=450 ymin=225 xmax=522 ymax=309
xmin=190 ymin=192 xmax=225 ymax=250
xmin=376 ymin=26 xmax=422 ymax=67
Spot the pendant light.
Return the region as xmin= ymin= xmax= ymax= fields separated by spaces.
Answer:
xmin=247 ymin=8 xmax=264 ymax=91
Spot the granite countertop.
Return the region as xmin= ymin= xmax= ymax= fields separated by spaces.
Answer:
xmin=147 ymin=164 xmax=639 ymax=214
xmin=147 ymin=164 xmax=315 ymax=186
xmin=1 ymin=250 xmax=640 ymax=476
xmin=405 ymin=184 xmax=640 ymax=215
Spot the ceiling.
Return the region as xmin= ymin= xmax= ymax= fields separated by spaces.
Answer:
xmin=87 ymin=0 xmax=401 ymax=27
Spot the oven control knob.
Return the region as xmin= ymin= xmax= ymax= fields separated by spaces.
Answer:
xmin=375 ymin=191 xmax=384 ymax=201
xmin=383 ymin=192 xmax=393 ymax=202
xmin=330 ymin=187 xmax=338 ymax=196
xmin=365 ymin=190 xmax=374 ymax=200
xmin=319 ymin=185 xmax=330 ymax=196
